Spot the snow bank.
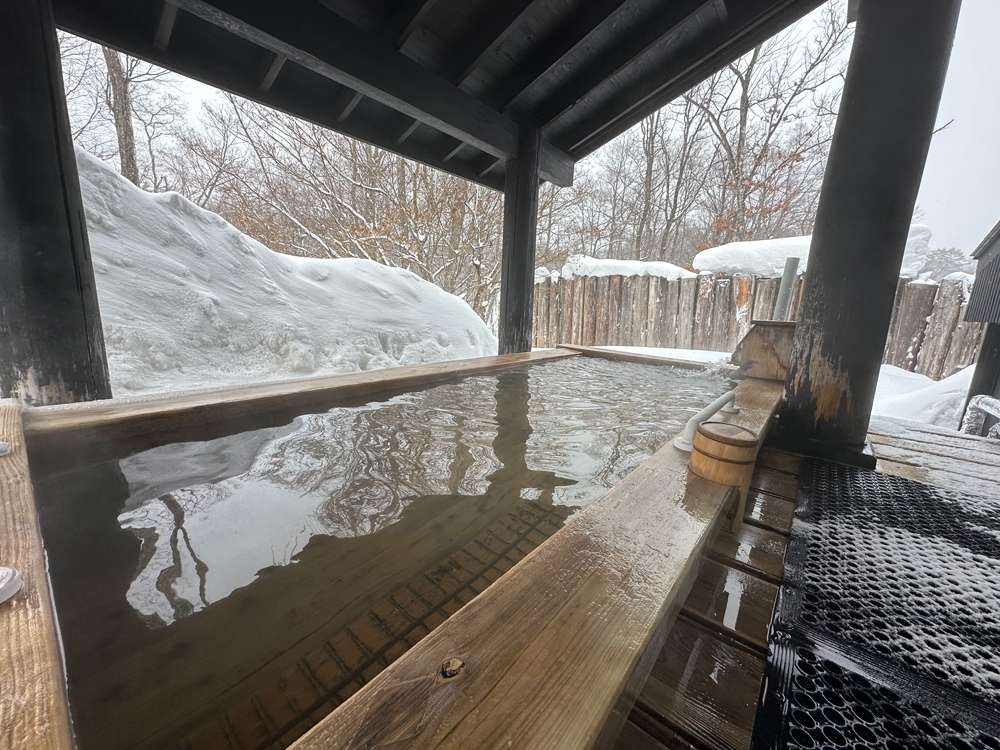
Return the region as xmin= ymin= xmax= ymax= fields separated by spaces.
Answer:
xmin=535 ymin=255 xmax=696 ymax=284
xmin=872 ymin=364 xmax=973 ymax=429
xmin=76 ymin=148 xmax=497 ymax=396
xmin=692 ymin=225 xmax=933 ymax=277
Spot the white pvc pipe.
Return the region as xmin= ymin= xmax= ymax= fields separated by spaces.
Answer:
xmin=773 ymin=256 xmax=800 ymax=321
xmin=673 ymin=390 xmax=740 ymax=451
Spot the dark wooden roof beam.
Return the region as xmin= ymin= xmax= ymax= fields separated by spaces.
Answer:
xmin=448 ymin=0 xmax=537 ymax=86
xmin=337 ymin=91 xmax=364 ymax=122
xmin=258 ymin=53 xmax=285 ymax=92
xmin=535 ymin=0 xmax=727 ymax=131
xmin=556 ymin=0 xmax=824 ymax=158
xmin=164 ymin=0 xmax=573 ymax=186
xmin=443 ymin=141 xmax=465 ymax=161
xmin=489 ymin=0 xmax=633 ymax=113
xmin=479 ymin=156 xmax=503 ymax=177
xmin=396 ymin=118 xmax=421 ymax=144
xmin=53 ymin=0 xmax=509 ymax=191
xmin=154 ymin=1 xmax=179 ymax=51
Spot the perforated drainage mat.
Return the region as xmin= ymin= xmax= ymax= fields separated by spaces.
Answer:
xmin=753 ymin=460 xmax=1000 ymax=750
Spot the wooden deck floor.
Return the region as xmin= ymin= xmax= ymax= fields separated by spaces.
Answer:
xmin=615 ymin=458 xmax=800 ymax=750
xmin=869 ymin=415 xmax=1000 ymax=500
xmin=617 ymin=418 xmax=1000 ymax=750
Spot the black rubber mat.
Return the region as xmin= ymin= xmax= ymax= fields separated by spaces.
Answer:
xmin=753 ymin=460 xmax=1000 ymax=750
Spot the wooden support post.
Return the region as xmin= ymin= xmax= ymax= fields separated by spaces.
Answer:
xmin=779 ymin=0 xmax=961 ymax=464
xmin=0 ymin=0 xmax=111 ymax=405
xmin=499 ymin=127 xmax=542 ymax=354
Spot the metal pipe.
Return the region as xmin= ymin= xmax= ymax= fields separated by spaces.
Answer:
xmin=673 ymin=390 xmax=740 ymax=451
xmin=773 ymin=257 xmax=800 ymax=321
xmin=961 ymin=394 xmax=1000 ymax=438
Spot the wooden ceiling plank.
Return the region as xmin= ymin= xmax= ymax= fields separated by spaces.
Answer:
xmin=534 ymin=0 xmax=726 ymax=130
xmin=169 ymin=0 xmax=518 ymax=158
xmin=53 ymin=0 xmax=509 ymax=190
xmin=557 ymin=0 xmax=825 ymax=159
xmin=381 ymin=0 xmax=443 ymax=49
xmin=449 ymin=0 xmax=537 ymax=86
xmin=491 ymin=0 xmax=634 ymax=113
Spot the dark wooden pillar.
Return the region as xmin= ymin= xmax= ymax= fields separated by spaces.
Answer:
xmin=778 ymin=0 xmax=961 ymax=464
xmin=0 ymin=0 xmax=111 ymax=405
xmin=498 ymin=126 xmax=542 ymax=355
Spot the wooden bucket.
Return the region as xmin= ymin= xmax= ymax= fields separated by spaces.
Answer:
xmin=689 ymin=421 xmax=759 ymax=486
xmin=689 ymin=421 xmax=760 ymax=532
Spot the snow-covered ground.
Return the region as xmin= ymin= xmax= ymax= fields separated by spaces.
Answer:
xmin=77 ymin=148 xmax=497 ymax=396
xmin=692 ymin=225 xmax=934 ymax=277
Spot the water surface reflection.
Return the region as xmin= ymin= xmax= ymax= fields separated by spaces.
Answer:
xmin=32 ymin=357 xmax=727 ymax=749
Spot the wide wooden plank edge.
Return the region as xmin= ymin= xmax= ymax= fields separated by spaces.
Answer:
xmin=559 ymin=344 xmax=715 ymax=371
xmin=22 ymin=349 xmax=579 ymax=440
xmin=0 ymin=400 xmax=74 ymax=750
xmin=285 ymin=379 xmax=779 ymax=750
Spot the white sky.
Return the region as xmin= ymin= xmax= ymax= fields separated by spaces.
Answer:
xmin=915 ymin=0 xmax=1000 ymax=255
xmin=173 ymin=0 xmax=999 ymax=256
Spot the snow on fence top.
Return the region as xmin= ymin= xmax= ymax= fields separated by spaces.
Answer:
xmin=535 ymin=254 xmax=696 ymax=284
xmin=76 ymin=148 xmax=497 ymax=396
xmin=691 ymin=224 xmax=933 ymax=277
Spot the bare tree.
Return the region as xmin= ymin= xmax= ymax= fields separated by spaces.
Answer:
xmin=60 ymin=33 xmax=185 ymax=190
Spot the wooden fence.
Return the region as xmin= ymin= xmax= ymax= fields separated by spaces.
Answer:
xmin=532 ymin=274 xmax=983 ymax=380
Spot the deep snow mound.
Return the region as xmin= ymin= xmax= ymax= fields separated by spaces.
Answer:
xmin=77 ymin=149 xmax=497 ymax=396
xmin=692 ymin=225 xmax=933 ymax=277
xmin=872 ymin=364 xmax=973 ymax=429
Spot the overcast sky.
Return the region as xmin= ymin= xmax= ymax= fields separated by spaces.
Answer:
xmin=915 ymin=0 xmax=1000 ymax=255
xmin=175 ymin=0 xmax=998 ymax=256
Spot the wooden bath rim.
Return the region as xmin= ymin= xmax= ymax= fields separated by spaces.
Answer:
xmin=0 ymin=346 xmax=782 ymax=750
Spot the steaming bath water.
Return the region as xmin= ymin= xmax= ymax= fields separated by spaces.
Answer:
xmin=29 ymin=357 xmax=729 ymax=750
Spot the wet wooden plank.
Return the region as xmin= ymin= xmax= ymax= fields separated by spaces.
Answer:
xmin=749 ymin=467 xmax=798 ymax=501
xmin=612 ymin=719 xmax=671 ymax=750
xmin=744 ymin=491 xmax=794 ymax=535
xmin=0 ymin=401 xmax=75 ymax=750
xmin=287 ymin=446 xmax=747 ymax=747
xmin=710 ymin=524 xmax=787 ymax=583
xmin=868 ymin=433 xmax=1000 ymax=468
xmin=875 ymin=458 xmax=1000 ymax=500
xmin=558 ymin=345 xmax=712 ymax=371
xmin=22 ymin=349 xmax=578 ymax=451
xmin=868 ymin=416 xmax=1000 ymax=459
xmin=681 ymin=558 xmax=778 ymax=651
xmin=636 ymin=619 xmax=764 ymax=750
xmin=871 ymin=440 xmax=1000 ymax=484
xmin=755 ymin=447 xmax=802 ymax=477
